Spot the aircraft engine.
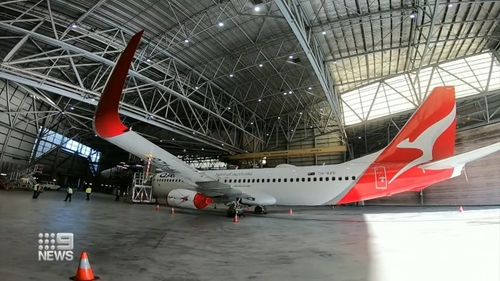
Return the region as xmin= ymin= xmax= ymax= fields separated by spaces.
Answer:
xmin=167 ymin=189 xmax=213 ymax=209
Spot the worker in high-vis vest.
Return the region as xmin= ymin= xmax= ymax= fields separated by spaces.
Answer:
xmin=85 ymin=186 xmax=92 ymax=200
xmin=64 ymin=186 xmax=73 ymax=202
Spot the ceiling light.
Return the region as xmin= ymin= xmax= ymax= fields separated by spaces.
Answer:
xmin=250 ymin=122 xmax=253 ymax=125
xmin=277 ymin=116 xmax=281 ymax=120
xmin=70 ymin=107 xmax=74 ymax=110
xmin=291 ymin=129 xmax=294 ymax=132
xmin=201 ymin=148 xmax=204 ymax=151
xmin=229 ymin=74 xmax=234 ymax=77
xmin=195 ymin=86 xmax=199 ymax=90
xmin=322 ymin=31 xmax=326 ymax=35
xmin=258 ymin=98 xmax=262 ymax=102
xmin=266 ymin=133 xmax=269 ymax=136
xmin=283 ymin=92 xmax=287 ymax=95
xmin=183 ymin=149 xmax=186 ymax=152
xmin=409 ymin=13 xmax=416 ymax=19
xmin=227 ymin=106 xmax=231 ymax=110
xmin=218 ymin=22 xmax=224 ymax=27
xmin=448 ymin=3 xmax=453 ymax=7
xmin=288 ymin=90 xmax=292 ymax=94
xmin=254 ymin=6 xmax=261 ymax=12
xmin=71 ymin=23 xmax=78 ymax=29
xmin=221 ymin=143 xmax=224 ymax=146
xmin=299 ymin=112 xmax=303 ymax=115
xmin=172 ymin=138 xmax=175 ymax=141
xmin=258 ymin=63 xmax=263 ymax=67
xmin=358 ymin=136 xmax=362 ymax=139
xmin=308 ymin=87 xmax=312 ymax=90
xmin=184 ymin=39 xmax=190 ymax=43
xmin=289 ymin=55 xmax=293 ymax=59
xmin=146 ymin=58 xmax=151 ymax=62
xmin=159 ymin=139 xmax=163 ymax=143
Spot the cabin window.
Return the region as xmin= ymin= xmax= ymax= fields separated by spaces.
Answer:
xmin=325 ymin=177 xmax=329 ymax=181
xmin=267 ymin=179 xmax=270 ymax=183
xmin=351 ymin=176 xmax=356 ymax=180
xmin=307 ymin=178 xmax=311 ymax=182
xmin=290 ymin=178 xmax=293 ymax=182
xmin=238 ymin=179 xmax=241 ymax=183
xmin=272 ymin=179 xmax=276 ymax=183
xmin=278 ymin=178 xmax=281 ymax=183
xmin=284 ymin=178 xmax=287 ymax=182
xmin=256 ymin=179 xmax=260 ymax=183
xmin=296 ymin=178 xmax=300 ymax=182
xmin=229 ymin=179 xmax=232 ymax=183
xmin=338 ymin=177 xmax=342 ymax=181
xmin=332 ymin=177 xmax=335 ymax=181
xmin=251 ymin=179 xmax=255 ymax=183
xmin=345 ymin=176 xmax=349 ymax=181
xmin=301 ymin=178 xmax=305 ymax=182
xmin=313 ymin=177 xmax=317 ymax=182
xmin=319 ymin=177 xmax=323 ymax=181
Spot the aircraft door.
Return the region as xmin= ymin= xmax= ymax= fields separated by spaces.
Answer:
xmin=374 ymin=166 xmax=387 ymax=190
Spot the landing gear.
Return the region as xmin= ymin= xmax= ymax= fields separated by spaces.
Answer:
xmin=254 ymin=205 xmax=267 ymax=214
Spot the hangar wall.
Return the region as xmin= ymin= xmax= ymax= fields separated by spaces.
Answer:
xmin=265 ymin=127 xmax=344 ymax=167
xmin=366 ymin=122 xmax=500 ymax=206
xmin=0 ymin=80 xmax=38 ymax=172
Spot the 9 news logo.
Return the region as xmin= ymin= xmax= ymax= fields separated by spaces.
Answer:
xmin=37 ymin=232 xmax=74 ymax=261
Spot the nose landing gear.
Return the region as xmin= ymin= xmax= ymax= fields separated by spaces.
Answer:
xmin=253 ymin=205 xmax=267 ymax=214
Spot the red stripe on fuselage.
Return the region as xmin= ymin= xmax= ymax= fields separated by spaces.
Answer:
xmin=94 ymin=31 xmax=144 ymax=138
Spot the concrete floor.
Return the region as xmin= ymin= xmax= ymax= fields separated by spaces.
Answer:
xmin=0 ymin=190 xmax=499 ymax=281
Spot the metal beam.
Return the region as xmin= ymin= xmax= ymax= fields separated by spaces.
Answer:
xmin=275 ymin=0 xmax=346 ymax=142
xmin=0 ymin=70 xmax=245 ymax=153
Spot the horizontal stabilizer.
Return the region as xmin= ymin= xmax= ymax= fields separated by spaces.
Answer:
xmin=419 ymin=142 xmax=500 ymax=171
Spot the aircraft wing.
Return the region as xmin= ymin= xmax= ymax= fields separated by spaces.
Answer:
xmin=419 ymin=142 xmax=500 ymax=173
xmin=93 ymin=31 xmax=216 ymax=185
xmin=93 ymin=31 xmax=277 ymax=205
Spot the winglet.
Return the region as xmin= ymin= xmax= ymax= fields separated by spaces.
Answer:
xmin=94 ymin=30 xmax=144 ymax=138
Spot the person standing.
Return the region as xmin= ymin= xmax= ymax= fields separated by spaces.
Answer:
xmin=32 ymin=184 xmax=40 ymax=199
xmin=85 ymin=186 xmax=92 ymax=200
xmin=64 ymin=186 xmax=73 ymax=202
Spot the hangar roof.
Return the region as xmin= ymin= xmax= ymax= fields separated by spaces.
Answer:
xmin=0 ymin=0 xmax=499 ymax=156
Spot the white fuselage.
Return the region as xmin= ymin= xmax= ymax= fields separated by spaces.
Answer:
xmin=151 ymin=152 xmax=379 ymax=206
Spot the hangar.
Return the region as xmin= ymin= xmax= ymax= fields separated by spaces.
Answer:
xmin=0 ymin=0 xmax=499 ymax=280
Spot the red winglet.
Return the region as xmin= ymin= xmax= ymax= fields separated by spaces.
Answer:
xmin=94 ymin=30 xmax=144 ymax=138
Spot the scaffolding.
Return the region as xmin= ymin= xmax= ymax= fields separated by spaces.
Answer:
xmin=130 ymin=172 xmax=155 ymax=203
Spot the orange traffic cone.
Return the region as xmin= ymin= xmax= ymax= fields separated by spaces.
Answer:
xmin=171 ymin=207 xmax=175 ymax=214
xmin=233 ymin=214 xmax=240 ymax=223
xmin=459 ymin=206 xmax=464 ymax=212
xmin=289 ymin=208 xmax=293 ymax=215
xmin=71 ymin=252 xmax=99 ymax=281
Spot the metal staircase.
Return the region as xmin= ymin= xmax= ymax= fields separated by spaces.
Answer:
xmin=7 ymin=164 xmax=43 ymax=190
xmin=130 ymin=172 xmax=155 ymax=203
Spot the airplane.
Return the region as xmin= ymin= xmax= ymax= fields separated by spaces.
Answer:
xmin=94 ymin=31 xmax=500 ymax=216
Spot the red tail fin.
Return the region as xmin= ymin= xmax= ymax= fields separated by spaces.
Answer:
xmin=378 ymin=86 xmax=456 ymax=165
xmin=338 ymin=87 xmax=457 ymax=204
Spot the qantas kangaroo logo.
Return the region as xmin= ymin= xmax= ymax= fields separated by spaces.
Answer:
xmin=389 ymin=105 xmax=456 ymax=183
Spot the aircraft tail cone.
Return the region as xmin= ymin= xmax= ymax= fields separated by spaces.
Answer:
xmin=459 ymin=206 xmax=464 ymax=212
xmin=70 ymin=252 xmax=99 ymax=281
xmin=233 ymin=214 xmax=239 ymax=223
